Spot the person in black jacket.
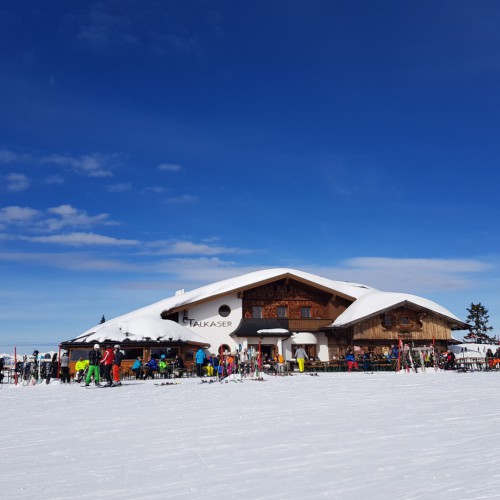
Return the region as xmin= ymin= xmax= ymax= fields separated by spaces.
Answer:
xmin=85 ymin=344 xmax=102 ymax=386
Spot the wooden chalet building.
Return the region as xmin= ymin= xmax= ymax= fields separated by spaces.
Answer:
xmin=60 ymin=268 xmax=468 ymax=373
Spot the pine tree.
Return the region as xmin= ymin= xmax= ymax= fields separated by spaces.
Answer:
xmin=99 ymin=315 xmax=106 ymax=324
xmin=464 ymin=303 xmax=494 ymax=343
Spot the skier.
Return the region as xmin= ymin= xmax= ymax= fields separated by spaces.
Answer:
xmin=195 ymin=348 xmax=206 ymax=377
xmin=100 ymin=345 xmax=115 ymax=386
xmin=294 ymin=346 xmax=308 ymax=373
xmin=345 ymin=351 xmax=359 ymax=372
xmin=0 ymin=356 xmax=4 ymax=384
xmin=49 ymin=352 xmax=59 ymax=382
xmin=75 ymin=357 xmax=89 ymax=383
xmin=112 ymin=345 xmax=123 ymax=385
xmin=85 ymin=344 xmax=102 ymax=386
xmin=59 ymin=352 xmax=70 ymax=383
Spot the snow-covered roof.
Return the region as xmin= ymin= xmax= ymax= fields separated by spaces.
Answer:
xmin=332 ymin=290 xmax=463 ymax=327
xmin=66 ymin=267 xmax=464 ymax=344
xmin=67 ymin=268 xmax=373 ymax=344
xmin=159 ymin=267 xmax=374 ymax=313
xmin=66 ymin=318 xmax=208 ymax=345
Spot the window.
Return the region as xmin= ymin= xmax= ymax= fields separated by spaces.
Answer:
xmin=219 ymin=305 xmax=231 ymax=317
xmin=252 ymin=306 xmax=263 ymax=318
xmin=301 ymin=306 xmax=311 ymax=318
xmin=69 ymin=349 xmax=88 ymax=361
xmin=384 ymin=315 xmax=392 ymax=326
xmin=399 ymin=316 xmax=409 ymax=325
xmin=277 ymin=306 xmax=287 ymax=318
xmin=151 ymin=347 xmax=178 ymax=360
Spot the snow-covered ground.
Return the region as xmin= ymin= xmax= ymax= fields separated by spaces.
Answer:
xmin=2 ymin=371 xmax=500 ymax=499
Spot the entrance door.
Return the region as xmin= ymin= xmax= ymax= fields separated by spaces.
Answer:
xmin=249 ymin=344 xmax=276 ymax=361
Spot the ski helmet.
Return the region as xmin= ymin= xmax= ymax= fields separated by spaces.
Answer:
xmin=94 ymin=343 xmax=100 ymax=349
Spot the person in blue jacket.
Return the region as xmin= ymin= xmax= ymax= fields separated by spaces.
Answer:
xmin=131 ymin=356 xmax=142 ymax=379
xmin=345 ymin=351 xmax=358 ymax=372
xmin=142 ymin=356 xmax=158 ymax=379
xmin=195 ymin=348 xmax=206 ymax=377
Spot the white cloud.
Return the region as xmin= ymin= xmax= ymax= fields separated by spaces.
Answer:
xmin=44 ymin=175 xmax=64 ymax=185
xmin=165 ymin=194 xmax=197 ymax=203
xmin=143 ymin=186 xmax=166 ymax=194
xmin=42 ymin=153 xmax=118 ymax=177
xmin=0 ymin=251 xmax=138 ymax=271
xmin=158 ymin=163 xmax=182 ymax=172
xmin=304 ymin=257 xmax=492 ymax=294
xmin=23 ymin=232 xmax=139 ymax=247
xmin=0 ymin=150 xmax=32 ymax=164
xmin=0 ymin=206 xmax=40 ymax=229
xmin=107 ymin=182 xmax=131 ymax=192
xmin=44 ymin=205 xmax=117 ymax=231
xmin=5 ymin=173 xmax=30 ymax=192
xmin=146 ymin=239 xmax=248 ymax=256
xmin=0 ymin=204 xmax=118 ymax=232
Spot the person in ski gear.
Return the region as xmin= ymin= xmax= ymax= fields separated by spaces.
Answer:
xmin=131 ymin=356 xmax=142 ymax=379
xmin=0 ymin=357 xmax=4 ymax=383
xmin=112 ymin=345 xmax=123 ymax=385
xmin=389 ymin=345 xmax=399 ymax=360
xmin=49 ymin=352 xmax=59 ymax=381
xmin=172 ymin=354 xmax=184 ymax=377
xmin=60 ymin=352 xmax=70 ymax=383
xmin=362 ymin=352 xmax=372 ymax=372
xmin=100 ymin=345 xmax=115 ymax=386
xmin=85 ymin=344 xmax=102 ymax=386
xmin=444 ymin=351 xmax=456 ymax=370
xmin=159 ymin=354 xmax=169 ymax=379
xmin=274 ymin=352 xmax=285 ymax=374
xmin=75 ymin=357 xmax=89 ymax=383
xmin=294 ymin=346 xmax=308 ymax=373
xmin=195 ymin=348 xmax=206 ymax=377
xmin=142 ymin=356 xmax=158 ymax=379
xmin=345 ymin=351 xmax=358 ymax=372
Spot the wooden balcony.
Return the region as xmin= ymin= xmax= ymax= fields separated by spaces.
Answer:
xmin=288 ymin=318 xmax=333 ymax=331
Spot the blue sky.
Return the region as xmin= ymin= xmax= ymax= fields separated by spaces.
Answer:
xmin=1 ymin=0 xmax=499 ymax=353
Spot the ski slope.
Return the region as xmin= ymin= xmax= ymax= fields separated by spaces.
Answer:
xmin=1 ymin=371 xmax=499 ymax=499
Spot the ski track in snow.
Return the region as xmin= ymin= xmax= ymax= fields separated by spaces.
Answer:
xmin=1 ymin=371 xmax=500 ymax=499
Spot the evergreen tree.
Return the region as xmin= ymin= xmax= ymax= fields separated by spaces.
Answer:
xmin=464 ymin=303 xmax=494 ymax=343
xmin=99 ymin=315 xmax=106 ymax=324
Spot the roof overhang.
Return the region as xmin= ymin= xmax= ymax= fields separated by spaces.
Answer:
xmin=230 ymin=318 xmax=291 ymax=338
xmin=60 ymin=338 xmax=210 ymax=349
xmin=327 ymin=300 xmax=470 ymax=331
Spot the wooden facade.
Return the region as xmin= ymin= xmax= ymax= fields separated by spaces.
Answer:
xmin=324 ymin=304 xmax=460 ymax=358
xmin=233 ymin=278 xmax=464 ymax=359
xmin=240 ymin=278 xmax=350 ymax=322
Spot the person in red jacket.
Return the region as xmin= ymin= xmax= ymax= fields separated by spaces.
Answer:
xmin=100 ymin=346 xmax=115 ymax=386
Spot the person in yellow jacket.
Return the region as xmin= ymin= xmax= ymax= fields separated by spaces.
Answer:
xmin=75 ymin=357 xmax=89 ymax=383
xmin=274 ymin=352 xmax=285 ymax=374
